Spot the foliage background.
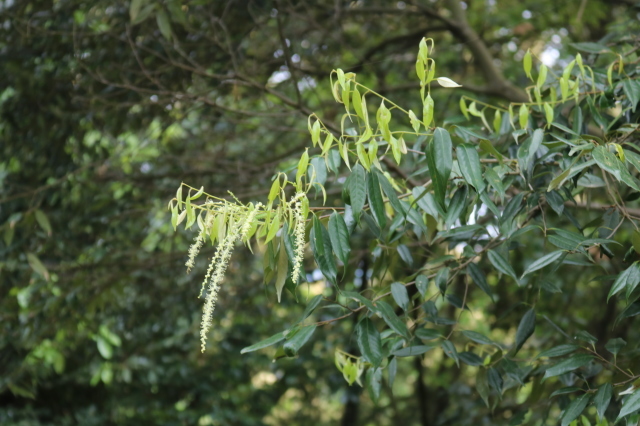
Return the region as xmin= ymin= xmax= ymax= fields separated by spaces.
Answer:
xmin=1 ymin=0 xmax=639 ymax=425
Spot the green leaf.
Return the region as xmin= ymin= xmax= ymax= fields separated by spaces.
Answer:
xmin=416 ymin=328 xmax=441 ymax=341
xmin=416 ymin=275 xmax=429 ymax=298
xmin=328 ymin=212 xmax=351 ymax=266
xmin=488 ymin=367 xmax=503 ymax=395
xmin=392 ymin=345 xmax=434 ymax=357
xmin=514 ymin=309 xmax=536 ymax=355
xmin=428 ymin=128 xmax=453 ymax=210
xmin=310 ymin=216 xmax=337 ymax=285
xmin=608 ymin=263 xmax=637 ymax=301
xmin=535 ymin=344 xmax=579 ymax=359
xmin=397 ymin=244 xmax=413 ymax=267
xmin=543 ymin=354 xmax=594 ymax=381
xmin=561 ymin=394 xmax=592 ymax=426
xmin=283 ymin=325 xmax=316 ymax=357
xmin=367 ymin=171 xmax=386 ymax=229
xmin=96 ymin=337 xmax=113 ymax=359
xmin=366 ymin=367 xmax=382 ymax=404
xmin=575 ymin=330 xmax=598 ymax=345
xmin=445 ymin=185 xmax=468 ymax=228
xmin=459 ymin=352 xmax=484 ymax=366
xmin=521 ymin=251 xmax=565 ymax=278
xmin=523 ymin=50 xmax=532 ymax=80
xmin=356 ymin=318 xmax=383 ymax=368
xmin=299 ymin=295 xmax=323 ymax=322
xmin=34 ymin=210 xmax=52 ymax=236
xmin=618 ymin=388 xmax=640 ymax=420
xmin=375 ymin=301 xmax=410 ymax=339
xmin=550 ymin=387 xmax=583 ymax=397
xmin=441 ymin=340 xmax=459 ymax=366
xmin=487 ymin=250 xmax=518 ymax=282
xmin=390 ymin=282 xmax=410 ymax=312
xmin=594 ymin=383 xmax=612 ymax=420
xmin=156 ymin=9 xmax=173 ymax=40
xmin=476 ymin=369 xmax=490 ymax=407
xmin=26 ymin=252 xmax=49 ymax=281
xmin=348 ymin=164 xmax=367 ymax=217
xmin=456 ymin=144 xmax=486 ymax=193
xmin=485 ymin=167 xmax=505 ymax=202
xmin=462 ymin=330 xmax=497 ymax=346
xmin=240 ymin=331 xmax=287 ymax=354
xmin=569 ymin=42 xmax=610 ymax=54
xmin=467 ymin=263 xmax=494 ymax=301
xmin=622 ymin=79 xmax=640 ymax=112
xmin=435 ymin=267 xmax=450 ymax=296
xmin=342 ymin=291 xmax=376 ymax=312
xmin=593 ymin=145 xmax=640 ymax=191
xmin=605 ymin=338 xmax=626 ymax=356
xmin=376 ymin=170 xmax=404 ymax=215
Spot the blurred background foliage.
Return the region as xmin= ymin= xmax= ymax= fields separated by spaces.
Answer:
xmin=0 ymin=0 xmax=639 ymax=424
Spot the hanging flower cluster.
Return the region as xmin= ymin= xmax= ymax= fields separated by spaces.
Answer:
xmin=169 ymin=184 xmax=310 ymax=352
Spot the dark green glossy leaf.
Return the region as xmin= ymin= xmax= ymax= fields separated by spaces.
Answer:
xmin=356 ymin=318 xmax=383 ymax=368
xmin=390 ymin=282 xmax=410 ymax=312
xmin=348 ymin=164 xmax=367 ymax=217
xmin=456 ymin=144 xmax=486 ymax=193
xmin=376 ymin=169 xmax=404 ymax=215
xmin=366 ymin=367 xmax=382 ymax=404
xmin=560 ymin=394 xmax=591 ymax=426
xmin=392 ymin=345 xmax=434 ymax=357
xmin=240 ymin=331 xmax=286 ymax=354
xmin=535 ymin=344 xmax=579 ymax=359
xmin=342 ymin=291 xmax=376 ymax=312
xmin=367 ymin=171 xmax=386 ymax=229
xmin=605 ymin=338 xmax=626 ymax=355
xmin=468 ymin=263 xmax=494 ymax=301
xmin=415 ymin=275 xmax=429 ymax=298
xmin=594 ymin=383 xmax=612 ymax=420
xmin=459 ymin=351 xmax=483 ymax=366
xmin=550 ymin=387 xmax=583 ymax=397
xmin=328 ymin=212 xmax=351 ymax=266
xmin=445 ymin=185 xmax=468 ymax=228
xmin=514 ymin=308 xmax=535 ymax=355
xmin=462 ymin=330 xmax=497 ymax=346
xmin=542 ymin=354 xmax=594 ymax=380
xmin=441 ymin=340 xmax=459 ymax=366
xmin=283 ymin=325 xmax=316 ymax=356
xmin=299 ymin=294 xmax=323 ymax=322
xmin=397 ymin=244 xmax=413 ymax=267
xmin=415 ymin=328 xmax=441 ymax=341
xmin=618 ymin=389 xmax=640 ymax=420
xmin=375 ymin=301 xmax=410 ymax=339
xmin=476 ymin=369 xmax=490 ymax=407
xmin=521 ymin=250 xmax=565 ymax=278
xmin=310 ymin=216 xmax=337 ymax=285
xmin=487 ymin=250 xmax=518 ymax=282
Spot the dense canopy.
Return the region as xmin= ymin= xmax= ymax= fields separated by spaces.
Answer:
xmin=1 ymin=1 xmax=640 ymax=425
